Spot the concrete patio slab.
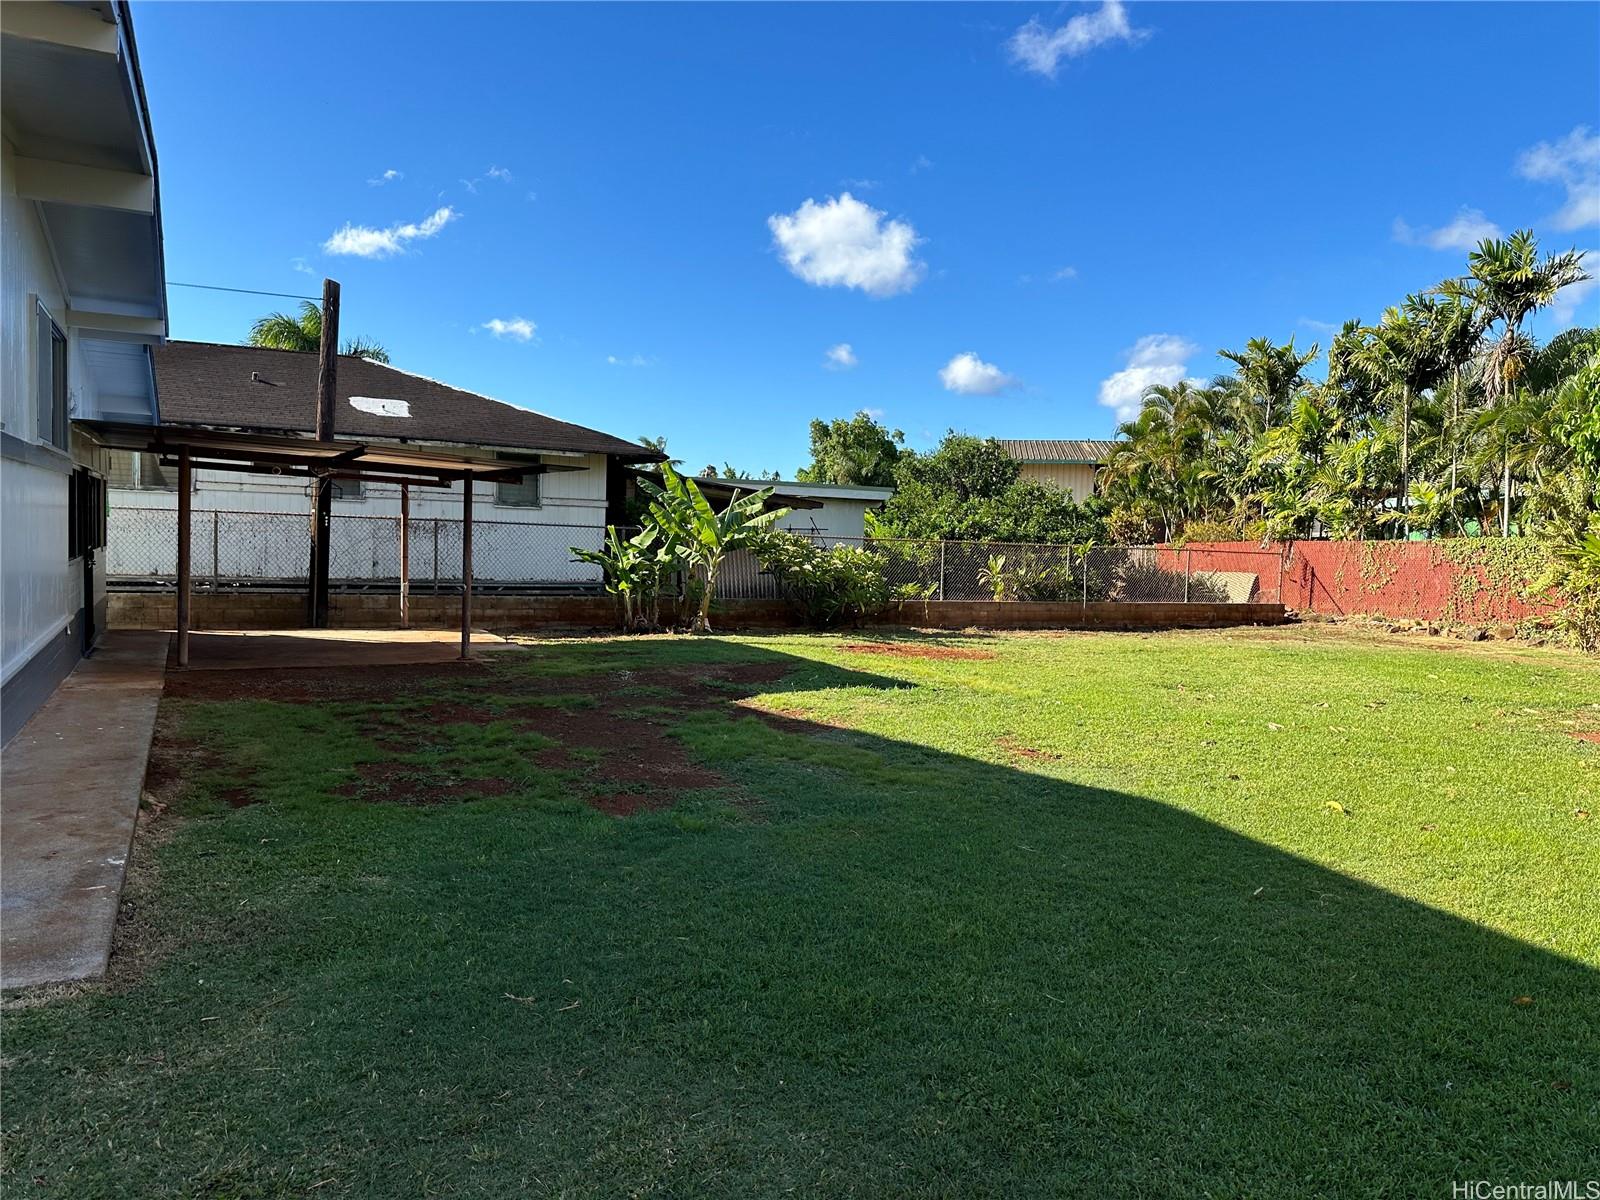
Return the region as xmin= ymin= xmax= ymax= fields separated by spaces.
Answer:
xmin=172 ymin=628 xmax=517 ymax=671
xmin=1 ymin=631 xmax=169 ymax=991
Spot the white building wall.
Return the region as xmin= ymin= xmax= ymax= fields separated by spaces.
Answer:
xmin=2 ymin=134 xmax=93 ymax=691
xmin=772 ymin=498 xmax=875 ymax=543
xmin=106 ymin=448 xmax=612 ymax=585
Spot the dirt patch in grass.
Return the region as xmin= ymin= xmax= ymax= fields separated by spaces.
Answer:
xmin=189 ymin=656 xmax=797 ymax=816
xmin=842 ymin=642 xmax=995 ymax=662
xmin=1569 ymin=730 xmax=1600 ymax=744
xmin=336 ymin=762 xmax=516 ymax=805
xmin=996 ymin=736 xmax=1061 ymax=761
xmin=163 ymin=661 xmax=487 ymax=703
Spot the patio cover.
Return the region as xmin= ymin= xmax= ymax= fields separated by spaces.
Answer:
xmin=79 ymin=420 xmax=542 ymax=665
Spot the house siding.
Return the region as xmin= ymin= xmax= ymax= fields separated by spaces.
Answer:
xmin=1016 ymin=461 xmax=1098 ymax=501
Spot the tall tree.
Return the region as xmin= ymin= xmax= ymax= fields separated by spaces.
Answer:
xmin=1217 ymin=336 xmax=1319 ymax=434
xmin=248 ymin=301 xmax=390 ymax=363
xmin=1438 ymin=231 xmax=1589 ymax=533
xmin=796 ymin=412 xmax=905 ymax=487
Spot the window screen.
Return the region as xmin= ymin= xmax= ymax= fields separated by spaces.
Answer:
xmin=495 ymin=456 xmax=541 ymax=507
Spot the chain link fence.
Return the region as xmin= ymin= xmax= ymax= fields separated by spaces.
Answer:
xmin=722 ymin=538 xmax=1283 ymax=604
xmin=107 ymin=507 xmax=607 ymax=592
xmin=108 ymin=507 xmax=1282 ymax=604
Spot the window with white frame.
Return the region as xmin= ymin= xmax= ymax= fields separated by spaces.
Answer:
xmin=35 ymin=302 xmax=67 ymax=450
xmin=495 ymin=454 xmax=541 ymax=507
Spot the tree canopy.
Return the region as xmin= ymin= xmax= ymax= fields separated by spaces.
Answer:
xmin=1100 ymin=230 xmax=1593 ymax=544
xmin=872 ymin=434 xmax=1106 ymax=544
xmin=247 ymin=302 xmax=390 ymax=363
xmin=796 ymin=412 xmax=905 ymax=487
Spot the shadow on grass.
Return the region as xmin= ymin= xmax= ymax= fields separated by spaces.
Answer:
xmin=2 ymin=638 xmax=1594 ymax=1197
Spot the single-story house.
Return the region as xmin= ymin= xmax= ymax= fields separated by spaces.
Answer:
xmin=2 ymin=0 xmax=168 ymax=741
xmin=710 ymin=478 xmax=892 ymax=543
xmin=995 ymin=439 xmax=1117 ymax=502
xmin=104 ymin=341 xmax=664 ymax=588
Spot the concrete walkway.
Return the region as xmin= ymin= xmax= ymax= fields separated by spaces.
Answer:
xmin=1 ymin=631 xmax=169 ymax=991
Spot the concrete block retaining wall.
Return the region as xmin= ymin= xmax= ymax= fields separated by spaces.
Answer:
xmin=108 ymin=591 xmax=1288 ymax=634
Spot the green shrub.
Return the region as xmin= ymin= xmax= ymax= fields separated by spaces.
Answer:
xmin=757 ymin=533 xmax=890 ymax=628
xmin=1173 ymin=519 xmax=1245 ymax=546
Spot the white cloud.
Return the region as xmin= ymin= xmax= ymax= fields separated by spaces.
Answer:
xmin=1518 ymin=127 xmax=1600 ymax=231
xmin=462 ymin=165 xmax=515 ymax=193
xmin=910 ymin=154 xmax=934 ymax=174
xmin=606 ymin=353 xmax=656 ymax=367
xmin=939 ymin=351 xmax=1018 ymax=396
xmin=1097 ymin=334 xmax=1198 ymax=422
xmin=323 ymin=206 xmax=458 ymax=258
xmin=367 ymin=168 xmax=403 ymax=186
xmin=289 ymin=256 xmax=315 ymax=276
xmin=1392 ymin=208 xmax=1503 ymax=252
xmin=862 ymin=407 xmax=885 ymax=418
xmin=768 ymin=192 xmax=925 ymax=297
xmin=1552 ymin=253 xmax=1599 ymax=325
xmin=1008 ymin=1 xmax=1147 ymax=78
xmin=482 ymin=317 xmax=537 ymax=343
xmin=1052 ymin=265 xmax=1078 ymax=281
xmin=824 ymin=342 xmax=858 ymax=370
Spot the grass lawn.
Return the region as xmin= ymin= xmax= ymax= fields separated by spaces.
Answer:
xmin=3 ymin=626 xmax=1597 ymax=1197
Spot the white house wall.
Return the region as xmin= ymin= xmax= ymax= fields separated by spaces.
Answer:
xmin=105 ymin=448 xmax=612 ymax=584
xmin=773 ymin=497 xmax=874 ymax=543
xmin=2 ymin=135 xmax=96 ymax=694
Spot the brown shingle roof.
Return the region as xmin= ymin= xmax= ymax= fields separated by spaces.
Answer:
xmin=995 ymin=438 xmax=1118 ymax=464
xmin=152 ymin=341 xmax=660 ymax=460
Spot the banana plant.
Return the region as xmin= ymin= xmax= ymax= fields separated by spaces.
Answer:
xmin=638 ymin=464 xmax=789 ymax=632
xmin=571 ymin=525 xmax=678 ymax=632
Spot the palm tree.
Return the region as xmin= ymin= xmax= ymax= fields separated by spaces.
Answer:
xmin=248 ymin=302 xmax=390 ymax=363
xmin=1438 ymin=231 xmax=1588 ymax=533
xmin=1339 ymin=298 xmax=1455 ymax=519
xmin=1218 ymin=336 xmax=1319 ymax=434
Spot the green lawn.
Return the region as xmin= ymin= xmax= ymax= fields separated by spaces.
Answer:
xmin=4 ymin=627 xmax=1597 ymax=1197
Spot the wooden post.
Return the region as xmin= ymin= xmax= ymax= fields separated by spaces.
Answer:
xmin=398 ymin=483 xmax=410 ymax=630
xmin=1183 ymin=548 xmax=1192 ymax=603
xmin=176 ymin=447 xmax=192 ymax=666
xmin=460 ymin=477 xmax=474 ymax=660
xmin=307 ymin=277 xmax=340 ymax=626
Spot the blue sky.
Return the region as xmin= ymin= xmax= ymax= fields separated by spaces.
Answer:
xmin=137 ymin=1 xmax=1600 ymax=476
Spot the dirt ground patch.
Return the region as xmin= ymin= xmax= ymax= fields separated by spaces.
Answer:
xmin=996 ymin=736 xmax=1061 ymax=761
xmin=161 ymin=657 xmax=796 ymax=817
xmin=335 ymin=762 xmax=515 ymax=806
xmin=1570 ymin=730 xmax=1600 ymax=744
xmin=842 ymin=642 xmax=995 ymax=662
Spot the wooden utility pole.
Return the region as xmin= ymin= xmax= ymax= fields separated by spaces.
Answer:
xmin=307 ymin=278 xmax=340 ymax=626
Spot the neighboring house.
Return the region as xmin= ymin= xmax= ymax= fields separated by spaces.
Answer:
xmin=2 ymin=1 xmax=168 ymax=741
xmin=995 ymin=439 xmax=1117 ymax=502
xmin=720 ymin=478 xmax=892 ymax=543
xmin=105 ymin=341 xmax=664 ymax=587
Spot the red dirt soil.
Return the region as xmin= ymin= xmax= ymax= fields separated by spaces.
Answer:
xmin=842 ymin=642 xmax=995 ymax=661
xmin=157 ymin=658 xmax=795 ymax=817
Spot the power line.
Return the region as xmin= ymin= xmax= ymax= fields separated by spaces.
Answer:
xmin=167 ymin=281 xmax=321 ymax=302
